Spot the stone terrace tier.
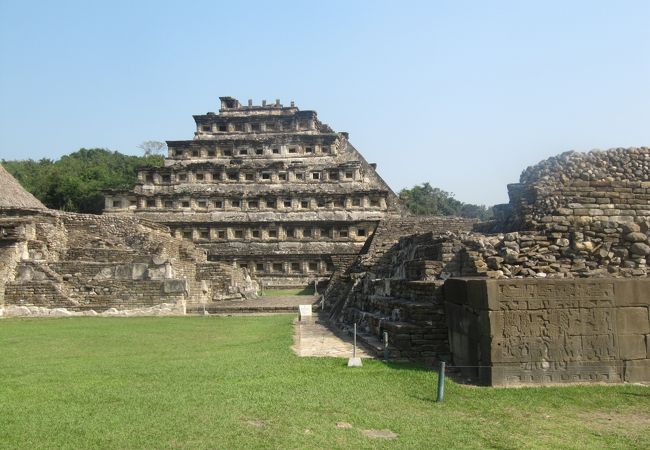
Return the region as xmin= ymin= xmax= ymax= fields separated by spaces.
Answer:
xmin=192 ymin=96 xmax=334 ymax=139
xmin=104 ymin=96 xmax=405 ymax=288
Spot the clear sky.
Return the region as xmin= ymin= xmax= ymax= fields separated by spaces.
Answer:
xmin=1 ymin=0 xmax=648 ymax=205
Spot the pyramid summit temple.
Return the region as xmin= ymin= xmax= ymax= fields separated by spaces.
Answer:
xmin=104 ymin=96 xmax=405 ymax=288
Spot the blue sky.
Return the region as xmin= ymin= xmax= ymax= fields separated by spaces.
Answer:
xmin=1 ymin=0 xmax=648 ymax=205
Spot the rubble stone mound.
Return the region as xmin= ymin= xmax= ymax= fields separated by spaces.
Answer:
xmin=520 ymin=147 xmax=650 ymax=184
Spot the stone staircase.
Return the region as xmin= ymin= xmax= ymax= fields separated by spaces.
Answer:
xmin=337 ymin=278 xmax=449 ymax=361
xmin=325 ymin=222 xmax=480 ymax=364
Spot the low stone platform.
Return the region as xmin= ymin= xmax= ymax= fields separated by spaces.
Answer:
xmin=188 ymin=295 xmax=321 ymax=315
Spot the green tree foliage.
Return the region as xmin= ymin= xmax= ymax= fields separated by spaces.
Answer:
xmin=399 ymin=182 xmax=493 ymax=220
xmin=2 ymin=148 xmax=163 ymax=214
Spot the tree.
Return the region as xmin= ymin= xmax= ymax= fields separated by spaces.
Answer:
xmin=138 ymin=141 xmax=167 ymax=156
xmin=399 ymin=182 xmax=493 ymax=220
xmin=3 ymin=148 xmax=164 ymax=214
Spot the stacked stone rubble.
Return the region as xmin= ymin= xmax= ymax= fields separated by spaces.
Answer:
xmin=483 ymin=147 xmax=650 ymax=277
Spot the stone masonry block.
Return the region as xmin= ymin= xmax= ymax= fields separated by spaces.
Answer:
xmin=147 ymin=265 xmax=167 ymax=280
xmin=114 ymin=265 xmax=132 ymax=279
xmin=617 ymin=307 xmax=650 ymax=334
xmin=624 ymin=359 xmax=650 ymax=383
xmin=618 ymin=334 xmax=647 ymax=360
xmin=163 ymin=279 xmax=188 ymax=294
xmin=614 ymin=279 xmax=650 ymax=306
xmin=131 ymin=263 xmax=149 ymax=280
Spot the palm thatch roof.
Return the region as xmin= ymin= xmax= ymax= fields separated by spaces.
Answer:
xmin=0 ymin=164 xmax=47 ymax=210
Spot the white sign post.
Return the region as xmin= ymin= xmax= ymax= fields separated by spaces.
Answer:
xmin=299 ymin=304 xmax=312 ymax=321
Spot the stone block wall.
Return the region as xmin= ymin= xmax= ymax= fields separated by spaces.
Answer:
xmin=195 ymin=262 xmax=258 ymax=301
xmin=445 ymin=278 xmax=650 ymax=386
xmin=359 ymin=216 xmax=478 ymax=275
xmin=4 ymin=279 xmax=186 ymax=311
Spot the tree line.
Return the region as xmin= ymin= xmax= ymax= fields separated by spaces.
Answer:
xmin=2 ymin=148 xmax=163 ymax=214
xmin=398 ymin=182 xmax=493 ymax=220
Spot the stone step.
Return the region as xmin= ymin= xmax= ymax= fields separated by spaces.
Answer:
xmin=65 ymin=247 xmax=139 ymax=262
xmin=334 ymin=326 xmax=384 ymax=357
xmin=188 ymin=304 xmax=298 ymax=314
xmin=189 ymin=295 xmax=319 ymax=315
xmin=348 ymin=308 xmax=445 ymax=334
xmin=367 ymin=295 xmax=436 ymax=308
xmin=349 ymin=302 xmax=444 ymax=324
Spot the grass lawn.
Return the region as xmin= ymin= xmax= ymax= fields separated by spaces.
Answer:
xmin=0 ymin=316 xmax=648 ymax=449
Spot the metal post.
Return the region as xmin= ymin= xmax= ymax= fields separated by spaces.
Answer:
xmin=436 ymin=361 xmax=446 ymax=402
xmin=383 ymin=331 xmax=389 ymax=361
xmin=353 ymin=323 xmax=357 ymax=358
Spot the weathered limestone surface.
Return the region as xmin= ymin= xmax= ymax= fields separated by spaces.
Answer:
xmin=1 ymin=303 xmax=184 ymax=317
xmin=445 ymin=278 xmax=650 ymax=386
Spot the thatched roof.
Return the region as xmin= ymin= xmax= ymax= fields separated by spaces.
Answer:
xmin=0 ymin=164 xmax=47 ymax=210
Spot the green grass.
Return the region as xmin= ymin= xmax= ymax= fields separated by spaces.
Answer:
xmin=259 ymin=287 xmax=315 ymax=296
xmin=0 ymin=316 xmax=648 ymax=449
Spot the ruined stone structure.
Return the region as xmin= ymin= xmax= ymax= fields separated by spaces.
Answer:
xmin=104 ymin=97 xmax=403 ymax=288
xmin=486 ymin=147 xmax=650 ymax=277
xmin=327 ymin=147 xmax=650 ymax=385
xmin=1 ymin=165 xmax=257 ymax=317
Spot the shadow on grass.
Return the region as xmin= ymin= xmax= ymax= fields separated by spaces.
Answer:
xmin=622 ymin=391 xmax=650 ymax=398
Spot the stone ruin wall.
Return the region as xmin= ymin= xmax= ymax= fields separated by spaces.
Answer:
xmin=328 ymin=147 xmax=650 ymax=384
xmin=486 ymin=146 xmax=650 ymax=278
xmin=446 ymin=278 xmax=650 ymax=386
xmin=1 ymin=208 xmax=257 ymax=317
